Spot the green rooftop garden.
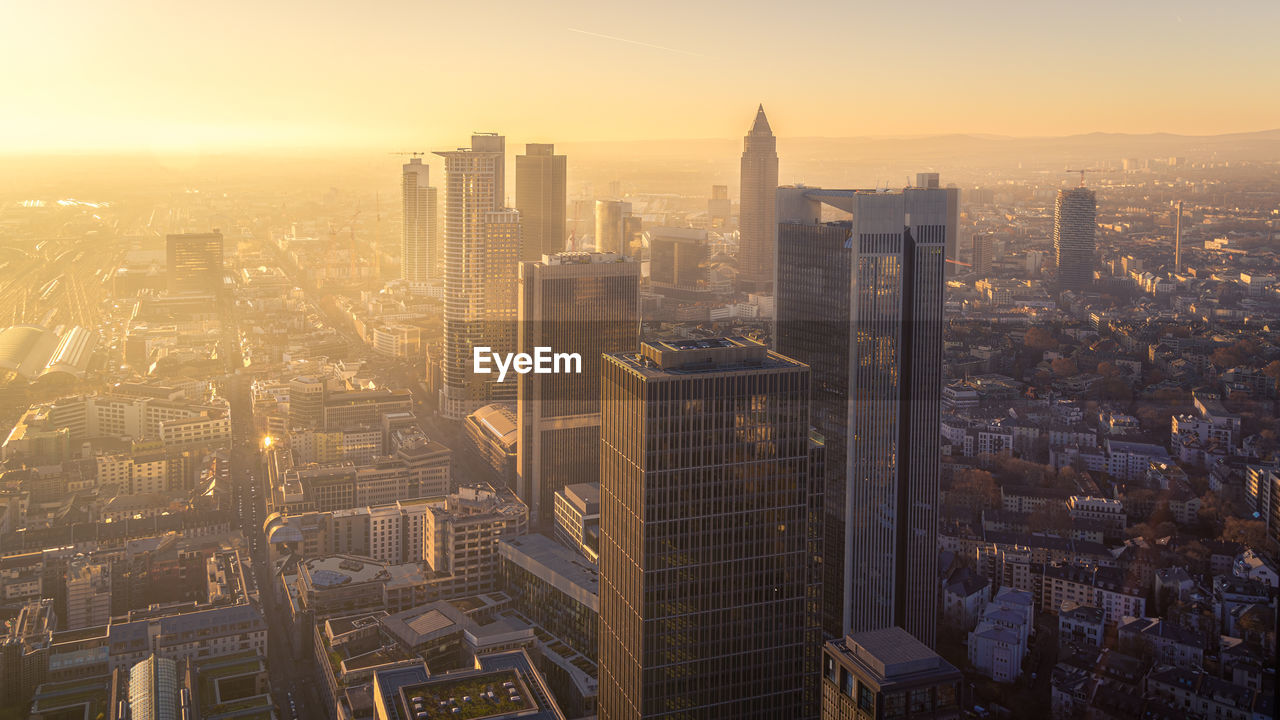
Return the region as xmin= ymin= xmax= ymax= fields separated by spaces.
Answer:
xmin=400 ymin=670 xmax=534 ymax=719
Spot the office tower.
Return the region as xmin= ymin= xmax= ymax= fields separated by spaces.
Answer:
xmin=776 ymin=184 xmax=948 ymax=646
xmin=739 ymin=104 xmax=778 ymax=291
xmin=129 ymin=655 xmax=179 ymax=720
xmin=1172 ymin=197 xmax=1182 ymax=270
xmin=708 ymin=184 xmax=731 ymax=228
xmin=599 ymin=338 xmax=817 ymax=719
xmin=594 ymin=200 xmax=632 ymax=255
xmin=401 ymin=157 xmax=439 ymax=289
xmin=915 ymin=173 xmax=961 ymax=276
xmin=647 ymin=227 xmax=708 ymax=296
xmin=972 ymin=233 xmax=994 ymax=277
xmin=819 ymin=627 xmax=962 ymax=720
xmin=1053 ymin=186 xmax=1097 ymax=291
xmin=484 ymin=209 xmax=523 ymax=405
xmin=435 ymin=134 xmax=507 ymax=420
xmin=516 ymin=143 xmax=567 ymax=261
xmin=516 ymin=252 xmax=639 ymax=524
xmin=166 ymin=232 xmax=223 ymax=294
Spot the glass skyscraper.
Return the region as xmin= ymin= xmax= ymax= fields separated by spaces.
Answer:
xmin=598 ymin=337 xmax=819 ymax=719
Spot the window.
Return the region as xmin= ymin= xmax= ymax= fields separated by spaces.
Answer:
xmin=858 ymin=683 xmax=874 ymax=711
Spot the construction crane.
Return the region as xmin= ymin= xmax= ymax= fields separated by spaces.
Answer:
xmin=1065 ymin=168 xmax=1099 ymax=186
xmin=388 ymin=151 xmax=426 ymax=158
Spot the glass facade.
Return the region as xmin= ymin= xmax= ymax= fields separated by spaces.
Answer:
xmin=598 ymin=340 xmax=817 ymax=719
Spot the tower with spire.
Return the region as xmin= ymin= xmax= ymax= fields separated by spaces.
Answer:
xmin=739 ymin=104 xmax=779 ymax=292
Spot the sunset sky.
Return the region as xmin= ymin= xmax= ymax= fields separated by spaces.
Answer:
xmin=4 ymin=0 xmax=1278 ymax=153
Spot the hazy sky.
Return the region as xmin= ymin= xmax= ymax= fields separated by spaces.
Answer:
xmin=4 ymin=0 xmax=1278 ymax=152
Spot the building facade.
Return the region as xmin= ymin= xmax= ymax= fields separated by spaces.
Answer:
xmin=516 ymin=252 xmax=639 ymax=523
xmin=598 ymin=338 xmax=818 ymax=719
xmin=775 ymin=185 xmax=949 ymax=646
xmin=515 ymin=143 xmax=567 ymax=260
xmin=1053 ymin=187 xmax=1097 ymax=291
xmin=738 ymin=105 xmax=778 ymax=291
xmin=401 ymin=157 xmax=439 ymax=288
xmin=436 ymin=134 xmax=509 ymax=420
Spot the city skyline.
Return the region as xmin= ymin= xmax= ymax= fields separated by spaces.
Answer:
xmin=2 ymin=8 xmax=1279 ymax=718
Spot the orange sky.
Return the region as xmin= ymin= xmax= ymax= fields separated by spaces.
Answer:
xmin=3 ymin=0 xmax=1278 ymax=152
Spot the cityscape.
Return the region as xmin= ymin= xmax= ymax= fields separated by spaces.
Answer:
xmin=1 ymin=4 xmax=1279 ymax=720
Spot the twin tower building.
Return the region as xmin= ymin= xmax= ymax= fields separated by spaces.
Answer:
xmin=405 ymin=109 xmax=958 ymax=719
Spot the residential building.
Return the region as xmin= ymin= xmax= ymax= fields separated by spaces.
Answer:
xmin=1053 ymin=187 xmax=1096 ymax=291
xmin=402 ymin=157 xmax=439 ymax=289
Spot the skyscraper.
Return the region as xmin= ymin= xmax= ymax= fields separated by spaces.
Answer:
xmin=916 ymin=173 xmax=961 ymax=275
xmin=972 ymin=232 xmax=994 ymax=277
xmin=483 ymin=208 xmax=523 ymax=406
xmin=1053 ymin=186 xmax=1097 ymax=291
xmin=599 ymin=337 xmax=819 ymax=719
xmin=516 ymin=252 xmax=639 ymax=523
xmin=739 ymin=104 xmax=778 ymax=291
xmin=401 ymin=157 xmax=439 ymax=289
xmin=436 ymin=134 xmax=508 ymax=420
xmin=776 ymin=184 xmax=948 ymax=646
xmin=166 ymin=232 xmax=223 ymax=294
xmin=594 ymin=199 xmax=631 ymax=255
xmin=516 ymin=143 xmax=567 ymax=261
xmin=1174 ymin=199 xmax=1183 ymax=272
xmin=708 ymin=184 xmax=731 ymax=229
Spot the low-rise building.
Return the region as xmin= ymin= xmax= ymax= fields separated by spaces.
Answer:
xmin=820 ymin=627 xmax=962 ymax=719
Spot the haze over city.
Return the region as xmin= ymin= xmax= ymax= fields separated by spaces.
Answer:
xmin=0 ymin=3 xmax=1277 ymax=720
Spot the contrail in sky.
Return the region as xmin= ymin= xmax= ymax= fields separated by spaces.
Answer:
xmin=566 ymin=28 xmax=704 ymax=58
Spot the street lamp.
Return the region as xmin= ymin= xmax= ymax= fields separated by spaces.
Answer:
xmin=262 ymin=436 xmax=273 ymax=449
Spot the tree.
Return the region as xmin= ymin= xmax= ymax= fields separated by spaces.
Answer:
xmin=1051 ymin=357 xmax=1079 ymax=378
xmin=1024 ymin=326 xmax=1058 ymax=352
xmin=1221 ymin=517 xmax=1267 ymax=550
xmin=1263 ymin=360 xmax=1280 ymax=381
xmin=950 ymin=469 xmax=1001 ymax=511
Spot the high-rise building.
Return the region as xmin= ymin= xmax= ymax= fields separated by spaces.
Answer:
xmin=647 ymin=227 xmax=708 ymax=296
xmin=708 ymin=184 xmax=731 ymax=229
xmin=594 ymin=200 xmax=632 ymax=255
xmin=1173 ymin=199 xmax=1183 ymax=272
xmin=819 ymin=627 xmax=962 ymax=720
xmin=739 ymin=104 xmax=779 ymax=291
xmin=401 ymin=157 xmax=439 ymax=289
xmin=128 ymin=655 xmax=180 ymax=720
xmin=599 ymin=337 xmax=819 ymax=719
xmin=776 ymin=185 xmax=948 ymax=646
xmin=435 ymin=134 xmax=508 ymax=419
xmin=484 ymin=209 xmax=523 ymax=406
xmin=972 ymin=233 xmax=994 ymax=277
xmin=516 ymin=143 xmax=567 ymax=261
xmin=915 ymin=173 xmax=961 ymax=276
xmin=1053 ymin=187 xmax=1097 ymax=291
xmin=166 ymin=232 xmax=223 ymax=294
xmin=516 ymin=252 xmax=639 ymax=523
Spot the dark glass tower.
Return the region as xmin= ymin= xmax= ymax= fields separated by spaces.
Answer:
xmin=516 ymin=251 xmax=640 ymax=523
xmin=775 ymin=185 xmax=947 ymax=647
xmin=598 ymin=338 xmax=819 ymax=719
